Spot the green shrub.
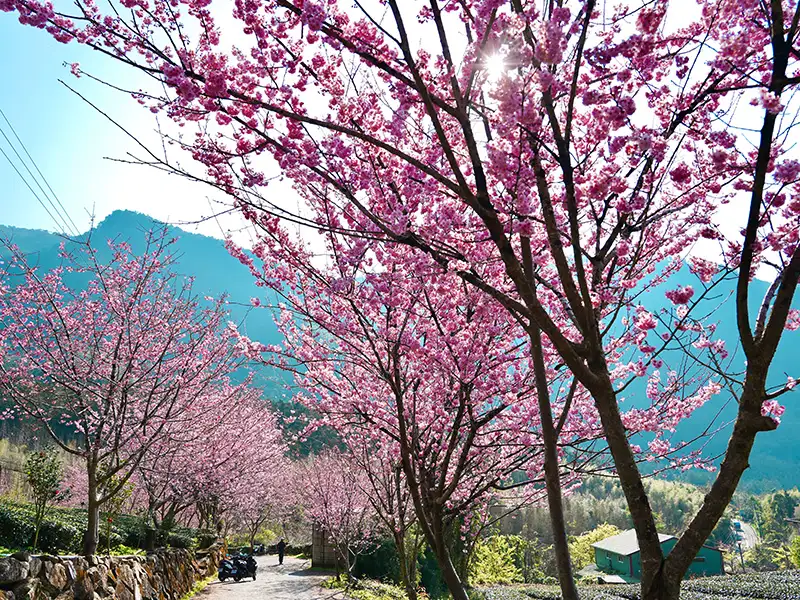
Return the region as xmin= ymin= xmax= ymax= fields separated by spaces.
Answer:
xmin=114 ymin=514 xmax=148 ymax=549
xmin=468 ymin=535 xmax=549 ymax=586
xmin=324 ymin=575 xmax=410 ymax=600
xmin=468 ymin=535 xmax=524 ymax=586
xmin=0 ymin=500 xmax=204 ymax=554
xmin=353 ymin=538 xmax=402 ymax=583
xmin=164 ymin=531 xmax=196 ymax=549
xmin=0 ymin=501 xmax=82 ymax=554
xmin=197 ymin=531 xmax=217 ymax=549
xmin=37 ymin=516 xmax=83 ymax=553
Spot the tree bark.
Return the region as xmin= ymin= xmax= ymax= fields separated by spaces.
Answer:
xmin=588 ymin=375 xmax=664 ymax=596
xmin=400 ymin=470 xmax=469 ymax=600
xmin=642 ymin=576 xmax=682 ymax=600
xmin=649 ymin=383 xmax=777 ymax=598
xmin=529 ymin=326 xmax=580 ymax=600
xmin=83 ymin=478 xmax=100 ymax=556
xmin=394 ymin=531 xmax=418 ymax=600
xmin=434 ymin=541 xmax=469 ymax=600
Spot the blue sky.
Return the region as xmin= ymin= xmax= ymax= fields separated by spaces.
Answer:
xmin=0 ymin=14 xmax=241 ymax=239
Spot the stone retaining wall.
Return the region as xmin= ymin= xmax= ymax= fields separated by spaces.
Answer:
xmin=0 ymin=544 xmax=224 ymax=600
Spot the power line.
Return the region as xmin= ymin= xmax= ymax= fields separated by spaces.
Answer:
xmin=0 ymin=108 xmax=80 ymax=235
xmin=0 ymin=143 xmax=72 ymax=236
xmin=0 ymin=107 xmax=80 ymax=236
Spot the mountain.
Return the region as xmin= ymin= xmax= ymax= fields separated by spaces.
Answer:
xmin=608 ymin=264 xmax=799 ymax=492
xmin=1 ymin=211 xmax=798 ymax=490
xmin=0 ymin=211 xmax=289 ymax=399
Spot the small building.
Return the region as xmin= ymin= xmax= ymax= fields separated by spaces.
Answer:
xmin=590 ymin=529 xmax=724 ymax=581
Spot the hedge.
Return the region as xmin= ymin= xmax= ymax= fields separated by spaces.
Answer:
xmin=0 ymin=501 xmax=84 ymax=554
xmin=0 ymin=500 xmax=203 ymax=554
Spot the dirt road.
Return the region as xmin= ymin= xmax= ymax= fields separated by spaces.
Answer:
xmin=198 ymin=555 xmax=343 ymax=600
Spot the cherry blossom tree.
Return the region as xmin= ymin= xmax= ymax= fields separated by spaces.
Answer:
xmin=234 ymin=231 xmax=715 ymax=598
xmin=0 ymin=232 xmax=243 ymax=554
xmin=352 ymin=442 xmax=424 ymax=600
xmin=136 ymin=380 xmax=286 ymax=540
xmin=3 ymin=1 xmax=800 ymax=597
xmin=232 ymin=239 xmax=576 ymax=599
xmin=300 ymin=450 xmax=376 ymax=579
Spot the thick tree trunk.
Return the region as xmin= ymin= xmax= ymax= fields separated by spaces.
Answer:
xmin=589 ymin=376 xmax=664 ymax=595
xmin=529 ymin=327 xmax=579 ymax=600
xmin=83 ymin=483 xmax=100 ymax=556
xmin=652 ymin=387 xmax=776 ymax=597
xmin=641 ymin=575 xmax=682 ymax=600
xmin=434 ymin=542 xmax=469 ymax=600
xmin=402 ymin=479 xmax=469 ymax=600
xmin=403 ymin=500 xmax=470 ymax=600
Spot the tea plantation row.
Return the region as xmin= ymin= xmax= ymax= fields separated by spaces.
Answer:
xmin=475 ymin=570 xmax=800 ymax=600
xmin=0 ymin=500 xmax=209 ymax=554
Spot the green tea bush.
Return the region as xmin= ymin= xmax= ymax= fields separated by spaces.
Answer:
xmin=475 ymin=571 xmax=800 ymax=600
xmin=683 ymin=570 xmax=800 ymax=599
xmin=0 ymin=500 xmax=205 ymax=554
xmin=0 ymin=501 xmax=82 ymax=554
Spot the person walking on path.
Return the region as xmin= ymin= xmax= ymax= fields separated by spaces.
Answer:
xmin=277 ymin=538 xmax=286 ymax=565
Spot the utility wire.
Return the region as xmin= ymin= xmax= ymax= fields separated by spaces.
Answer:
xmin=0 ymin=107 xmax=80 ymax=236
xmin=0 ymin=123 xmax=73 ymax=236
xmin=0 ymin=144 xmax=72 ymax=236
xmin=0 ymin=108 xmax=81 ymax=235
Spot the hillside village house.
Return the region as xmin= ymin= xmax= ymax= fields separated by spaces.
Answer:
xmin=583 ymin=529 xmax=724 ymax=583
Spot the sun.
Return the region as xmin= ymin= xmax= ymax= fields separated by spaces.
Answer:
xmin=485 ymin=53 xmax=506 ymax=81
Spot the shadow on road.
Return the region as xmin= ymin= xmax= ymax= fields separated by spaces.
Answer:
xmin=288 ymin=569 xmax=335 ymax=577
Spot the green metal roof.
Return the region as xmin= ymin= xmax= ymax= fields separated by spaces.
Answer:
xmin=591 ymin=529 xmax=676 ymax=556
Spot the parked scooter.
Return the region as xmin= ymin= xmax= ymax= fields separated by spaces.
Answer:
xmin=218 ymin=557 xmax=237 ymax=582
xmin=218 ymin=553 xmax=257 ymax=582
xmin=234 ymin=554 xmax=258 ymax=581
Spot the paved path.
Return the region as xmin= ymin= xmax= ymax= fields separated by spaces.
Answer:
xmin=198 ymin=555 xmax=344 ymax=600
xmin=739 ymin=522 xmax=759 ymax=550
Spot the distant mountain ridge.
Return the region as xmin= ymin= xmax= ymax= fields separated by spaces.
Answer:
xmin=1 ymin=210 xmax=798 ymax=491
xmin=0 ymin=210 xmax=288 ymax=399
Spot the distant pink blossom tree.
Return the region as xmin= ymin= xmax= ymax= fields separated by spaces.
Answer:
xmin=300 ymin=450 xmax=376 ymax=579
xmin=227 ymin=455 xmax=299 ymax=551
xmin=137 ymin=380 xmax=286 ymax=539
xmin=0 ymin=232 xmax=243 ymax=554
